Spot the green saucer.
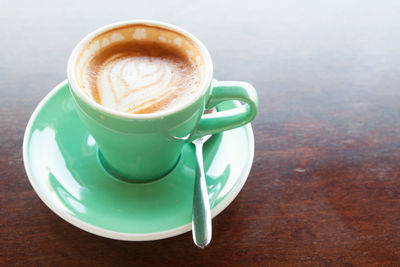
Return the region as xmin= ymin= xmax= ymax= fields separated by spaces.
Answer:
xmin=23 ymin=80 xmax=255 ymax=241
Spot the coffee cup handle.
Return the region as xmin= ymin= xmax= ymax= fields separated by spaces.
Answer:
xmin=190 ymin=80 xmax=258 ymax=140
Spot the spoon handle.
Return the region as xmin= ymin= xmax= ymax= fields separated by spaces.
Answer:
xmin=192 ymin=142 xmax=212 ymax=249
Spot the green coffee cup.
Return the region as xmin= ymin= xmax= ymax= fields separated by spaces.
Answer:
xmin=67 ymin=20 xmax=258 ymax=182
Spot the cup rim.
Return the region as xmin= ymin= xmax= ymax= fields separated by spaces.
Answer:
xmin=67 ymin=19 xmax=213 ymax=119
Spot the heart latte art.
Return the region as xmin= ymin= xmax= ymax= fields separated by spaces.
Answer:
xmin=81 ymin=41 xmax=201 ymax=114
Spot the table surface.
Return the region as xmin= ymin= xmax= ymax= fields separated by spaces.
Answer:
xmin=2 ymin=0 xmax=400 ymax=265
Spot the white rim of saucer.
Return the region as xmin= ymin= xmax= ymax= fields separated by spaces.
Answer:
xmin=67 ymin=19 xmax=214 ymax=119
xmin=23 ymin=80 xmax=254 ymax=241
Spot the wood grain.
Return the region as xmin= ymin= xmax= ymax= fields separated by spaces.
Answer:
xmin=2 ymin=0 xmax=400 ymax=265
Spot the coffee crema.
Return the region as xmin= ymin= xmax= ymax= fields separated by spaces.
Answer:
xmin=80 ymin=40 xmax=201 ymax=114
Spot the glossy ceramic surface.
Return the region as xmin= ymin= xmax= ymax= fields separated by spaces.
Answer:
xmin=67 ymin=20 xmax=258 ymax=182
xmin=23 ymin=80 xmax=255 ymax=241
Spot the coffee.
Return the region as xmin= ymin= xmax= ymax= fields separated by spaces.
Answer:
xmin=67 ymin=21 xmax=258 ymax=181
xmin=75 ymin=25 xmax=204 ymax=114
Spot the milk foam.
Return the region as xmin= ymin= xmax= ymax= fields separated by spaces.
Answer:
xmin=82 ymin=42 xmax=200 ymax=114
xmin=75 ymin=24 xmax=206 ymax=114
xmin=98 ymin=55 xmax=177 ymax=113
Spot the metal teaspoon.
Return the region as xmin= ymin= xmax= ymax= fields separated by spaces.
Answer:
xmin=192 ymin=134 xmax=212 ymax=248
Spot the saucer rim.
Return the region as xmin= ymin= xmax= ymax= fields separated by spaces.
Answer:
xmin=23 ymin=80 xmax=255 ymax=241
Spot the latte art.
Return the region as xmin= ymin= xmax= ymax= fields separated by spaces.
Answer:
xmin=99 ymin=54 xmax=177 ymax=113
xmin=82 ymin=41 xmax=201 ymax=114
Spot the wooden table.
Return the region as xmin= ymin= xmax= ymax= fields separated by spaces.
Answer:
xmin=2 ymin=1 xmax=400 ymax=265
